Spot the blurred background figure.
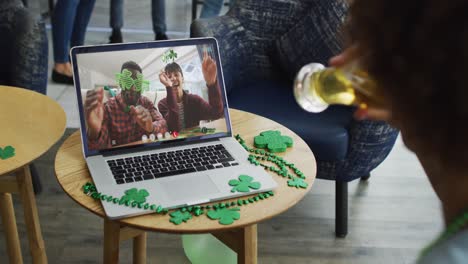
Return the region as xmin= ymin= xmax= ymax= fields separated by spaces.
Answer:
xmin=51 ymin=0 xmax=96 ymax=85
xmin=109 ymin=0 xmax=168 ymax=43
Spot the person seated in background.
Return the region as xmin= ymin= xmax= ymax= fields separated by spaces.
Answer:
xmin=158 ymin=50 xmax=224 ymax=132
xmin=85 ymin=61 xmax=167 ymax=150
xmin=338 ymin=0 xmax=468 ymax=263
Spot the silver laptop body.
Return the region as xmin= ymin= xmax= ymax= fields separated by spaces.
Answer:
xmin=71 ymin=38 xmax=277 ymax=219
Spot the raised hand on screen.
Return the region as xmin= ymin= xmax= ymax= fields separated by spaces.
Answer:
xmin=85 ymin=87 xmax=105 ymax=139
xmin=202 ymin=49 xmax=217 ymax=86
xmin=159 ymin=70 xmax=173 ymax=88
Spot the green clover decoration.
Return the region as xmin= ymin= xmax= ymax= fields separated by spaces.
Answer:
xmin=0 ymin=146 xmax=15 ymax=160
xmin=228 ymin=175 xmax=261 ymax=193
xmin=169 ymin=210 xmax=193 ymax=225
xmin=120 ymin=188 xmax=149 ymax=204
xmin=162 ymin=49 xmax=178 ymax=63
xmin=254 ymin=130 xmax=293 ymax=153
xmin=287 ymin=178 xmax=308 ymax=189
xmin=115 ymin=69 xmax=150 ymax=93
xmin=207 ymin=207 xmax=241 ymax=225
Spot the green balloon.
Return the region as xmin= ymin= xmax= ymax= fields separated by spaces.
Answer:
xmin=182 ymin=234 xmax=236 ymax=264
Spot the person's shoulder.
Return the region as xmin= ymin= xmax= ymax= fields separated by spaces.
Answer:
xmin=417 ymin=230 xmax=468 ymax=264
xmin=140 ymin=95 xmax=155 ymax=107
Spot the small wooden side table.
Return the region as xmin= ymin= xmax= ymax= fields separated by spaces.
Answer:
xmin=0 ymin=85 xmax=66 ymax=264
xmin=54 ymin=109 xmax=316 ymax=264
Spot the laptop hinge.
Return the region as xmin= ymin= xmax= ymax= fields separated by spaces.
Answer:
xmin=100 ymin=137 xmax=222 ymax=157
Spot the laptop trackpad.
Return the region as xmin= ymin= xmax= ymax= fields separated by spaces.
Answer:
xmin=162 ymin=174 xmax=220 ymax=201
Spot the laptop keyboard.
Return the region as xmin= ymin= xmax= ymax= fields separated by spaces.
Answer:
xmin=106 ymin=144 xmax=239 ymax=185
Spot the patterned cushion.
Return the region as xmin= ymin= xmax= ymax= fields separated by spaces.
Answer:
xmin=274 ymin=0 xmax=348 ymax=79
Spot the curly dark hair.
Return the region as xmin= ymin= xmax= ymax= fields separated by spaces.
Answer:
xmin=348 ymin=0 xmax=468 ymax=166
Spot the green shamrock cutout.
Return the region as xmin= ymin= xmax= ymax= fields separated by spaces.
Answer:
xmin=254 ymin=130 xmax=293 ymax=153
xmin=115 ymin=69 xmax=149 ymax=93
xmin=120 ymin=188 xmax=149 ymax=204
xmin=0 ymin=146 xmax=15 ymax=160
xmin=207 ymin=207 xmax=240 ymax=225
xmin=228 ymin=175 xmax=261 ymax=193
xmin=287 ymin=178 xmax=308 ymax=189
xmin=169 ymin=210 xmax=192 ymax=225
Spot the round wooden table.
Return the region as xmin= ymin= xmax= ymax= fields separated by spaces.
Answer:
xmin=54 ymin=109 xmax=316 ymax=264
xmin=0 ymin=85 xmax=66 ymax=264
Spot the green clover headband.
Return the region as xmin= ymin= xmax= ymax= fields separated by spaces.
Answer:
xmin=115 ymin=69 xmax=150 ymax=93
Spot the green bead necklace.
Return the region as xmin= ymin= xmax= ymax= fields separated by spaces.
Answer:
xmin=235 ymin=134 xmax=308 ymax=189
xmin=82 ymin=181 xmax=275 ymax=225
xmin=419 ymin=210 xmax=468 ymax=259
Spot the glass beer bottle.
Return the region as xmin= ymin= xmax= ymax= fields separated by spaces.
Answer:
xmin=293 ymin=62 xmax=382 ymax=113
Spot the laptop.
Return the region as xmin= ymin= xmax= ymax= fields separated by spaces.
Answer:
xmin=70 ymin=37 xmax=277 ymax=219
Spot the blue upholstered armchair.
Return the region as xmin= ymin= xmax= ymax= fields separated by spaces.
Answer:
xmin=191 ymin=0 xmax=399 ymax=237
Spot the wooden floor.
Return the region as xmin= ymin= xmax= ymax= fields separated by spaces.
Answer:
xmin=0 ymin=129 xmax=443 ymax=263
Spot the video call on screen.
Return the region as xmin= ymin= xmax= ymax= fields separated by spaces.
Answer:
xmin=76 ymin=44 xmax=228 ymax=151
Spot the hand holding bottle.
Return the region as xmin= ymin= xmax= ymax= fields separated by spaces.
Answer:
xmin=328 ymin=47 xmax=391 ymax=122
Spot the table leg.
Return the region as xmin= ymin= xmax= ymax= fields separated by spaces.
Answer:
xmin=237 ymin=225 xmax=257 ymax=264
xmin=16 ymin=165 xmax=47 ymax=264
xmin=213 ymin=224 xmax=258 ymax=264
xmin=0 ymin=193 xmax=23 ymax=264
xmin=133 ymin=232 xmax=147 ymax=264
xmin=104 ymin=219 xmax=121 ymax=263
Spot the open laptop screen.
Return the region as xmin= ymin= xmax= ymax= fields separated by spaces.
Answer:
xmin=71 ymin=38 xmax=232 ymax=157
